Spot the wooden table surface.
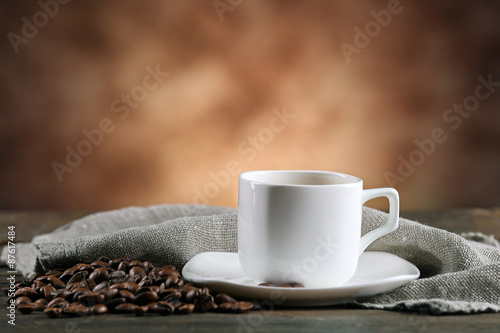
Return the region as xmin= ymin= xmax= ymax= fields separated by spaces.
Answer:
xmin=1 ymin=208 xmax=499 ymax=333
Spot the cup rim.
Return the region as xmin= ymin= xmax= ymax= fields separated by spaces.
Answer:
xmin=239 ymin=170 xmax=362 ymax=187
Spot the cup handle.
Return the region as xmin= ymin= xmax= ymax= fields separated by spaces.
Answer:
xmin=359 ymin=188 xmax=399 ymax=255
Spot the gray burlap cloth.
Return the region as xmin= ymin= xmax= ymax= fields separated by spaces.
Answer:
xmin=2 ymin=204 xmax=500 ymax=314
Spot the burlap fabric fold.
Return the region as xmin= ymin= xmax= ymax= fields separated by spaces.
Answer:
xmin=2 ymin=204 xmax=499 ymax=314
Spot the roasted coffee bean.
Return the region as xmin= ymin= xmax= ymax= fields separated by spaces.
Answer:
xmin=77 ymin=264 xmax=94 ymax=273
xmin=35 ymin=298 xmax=48 ymax=306
xmin=164 ymin=296 xmax=181 ymax=309
xmin=177 ymin=303 xmax=195 ymax=315
xmin=78 ymin=279 xmax=96 ymax=290
xmin=27 ymin=273 xmax=42 ymax=285
xmin=9 ymin=257 xmax=260 ymax=319
xmin=17 ymin=303 xmax=38 ymax=314
xmin=129 ymin=266 xmax=146 ymax=279
xmin=91 ymin=303 xmax=108 ymax=315
xmin=114 ymin=303 xmax=138 ymax=313
xmin=290 ymin=283 xmax=305 ymax=288
xmin=124 ymin=282 xmax=140 ymax=294
xmin=64 ymin=304 xmax=90 ymax=317
xmin=92 ymin=261 xmax=111 ymax=268
xmin=109 ymin=257 xmax=129 ymax=269
xmin=135 ymin=291 xmax=158 ymax=305
xmin=138 ymin=276 xmax=152 ymax=287
xmin=105 ymin=297 xmax=126 ymax=310
xmin=175 ymin=279 xmax=184 ymax=288
xmin=71 ymin=287 xmax=92 ymax=302
xmin=154 ymin=301 xmax=174 ymax=315
xmin=14 ymin=296 xmax=31 ymax=307
xmin=136 ymin=286 xmax=152 ymax=295
xmin=233 ymin=301 xmax=254 ymax=313
xmin=129 ymin=260 xmax=144 ymax=269
xmin=117 ymin=261 xmax=129 ymax=272
xmin=44 ymin=307 xmax=63 ymax=318
xmin=58 ymin=274 xmax=73 ymax=284
xmin=16 ymin=287 xmax=42 ymax=301
xmin=180 ymin=285 xmax=196 ymax=297
xmin=149 ymin=285 xmax=160 ymax=294
xmin=128 ymin=274 xmax=142 ymax=284
xmin=78 ymin=292 xmax=105 ymax=305
xmin=97 ymin=256 xmax=111 ymax=263
xmin=184 ymin=288 xmax=198 ymax=303
xmin=258 ymin=283 xmax=272 ymax=287
xmin=110 ymin=282 xmax=128 ymax=290
xmin=219 ymin=302 xmax=234 ymax=312
xmin=162 ymin=265 xmax=177 ymax=271
xmin=215 ymin=293 xmax=237 ymax=304
xmin=133 ymin=305 xmax=149 ymax=316
xmin=67 ymin=272 xmax=87 ymax=285
xmin=40 ymin=285 xmax=56 ymax=301
xmin=47 ymin=297 xmax=69 ymax=308
xmin=35 ymin=275 xmax=50 ymax=284
xmin=52 ymin=289 xmax=73 ymax=301
xmin=109 ymin=270 xmax=127 ymax=284
xmin=119 ymin=290 xmax=135 ymax=302
xmin=16 ymin=281 xmax=29 ymax=289
xmin=219 ymin=301 xmax=254 ymax=313
xmin=33 ymin=301 xmax=46 ymax=311
xmin=148 ymin=268 xmax=161 ymax=280
xmin=194 ymin=294 xmax=214 ymax=313
xmin=147 ymin=302 xmax=159 ymax=312
xmin=142 ymin=261 xmax=154 ymax=273
xmin=89 ymin=267 xmax=110 ymax=284
xmin=47 ymin=276 xmax=66 ymax=289
xmin=159 ymin=289 xmax=182 ymax=300
xmin=46 ymin=269 xmax=64 ymax=277
xmin=160 ymin=268 xmax=180 ymax=278
xmin=49 ymin=301 xmax=70 ymax=309
xmin=100 ymin=287 xmax=119 ymax=300
xmin=93 ymin=281 xmax=110 ymax=292
xmin=32 ymin=280 xmax=47 ymax=289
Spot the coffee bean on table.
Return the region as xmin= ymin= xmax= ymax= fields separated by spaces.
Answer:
xmin=9 ymin=257 xmax=261 ymax=318
xmin=154 ymin=301 xmax=174 ymax=315
xmin=91 ymin=303 xmax=108 ymax=315
xmin=14 ymin=296 xmax=31 ymax=307
xmin=232 ymin=301 xmax=255 ymax=313
xmin=119 ymin=290 xmax=135 ymax=302
xmin=114 ymin=303 xmax=138 ymax=314
xmin=63 ymin=304 xmax=90 ymax=317
xmin=215 ymin=293 xmax=237 ymax=304
xmin=133 ymin=305 xmax=149 ymax=316
xmin=44 ymin=307 xmax=63 ymax=318
xmin=105 ymin=297 xmax=126 ymax=310
xmin=135 ymin=290 xmax=158 ymax=305
xmin=17 ymin=303 xmax=37 ymax=314
xmin=89 ymin=267 xmax=110 ymax=284
xmin=177 ymin=303 xmax=195 ymax=314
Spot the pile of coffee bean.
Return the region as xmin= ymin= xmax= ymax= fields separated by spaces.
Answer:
xmin=3 ymin=256 xmax=255 ymax=318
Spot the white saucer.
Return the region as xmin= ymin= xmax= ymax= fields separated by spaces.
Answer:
xmin=182 ymin=251 xmax=419 ymax=306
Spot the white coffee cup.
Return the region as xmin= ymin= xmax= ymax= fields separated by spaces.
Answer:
xmin=238 ymin=170 xmax=399 ymax=288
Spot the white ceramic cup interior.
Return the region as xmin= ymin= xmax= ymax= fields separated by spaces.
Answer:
xmin=238 ymin=170 xmax=399 ymax=288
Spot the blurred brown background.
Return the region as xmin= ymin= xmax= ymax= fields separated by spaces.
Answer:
xmin=0 ymin=0 xmax=499 ymax=211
